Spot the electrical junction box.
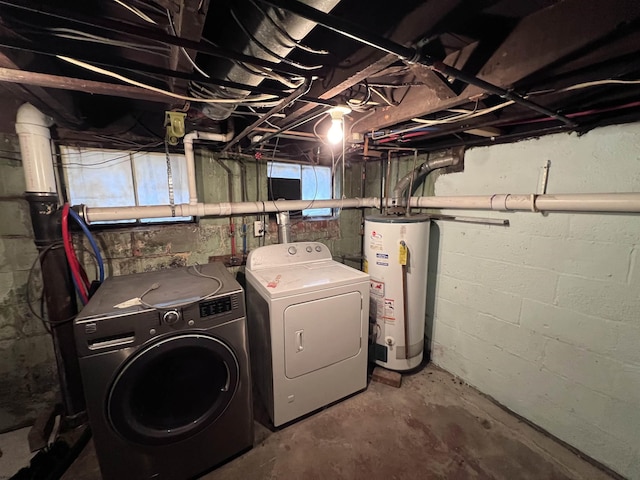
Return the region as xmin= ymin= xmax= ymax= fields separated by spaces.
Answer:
xmin=254 ymin=221 xmax=265 ymax=237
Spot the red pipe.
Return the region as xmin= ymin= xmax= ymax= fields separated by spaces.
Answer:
xmin=62 ymin=204 xmax=89 ymax=304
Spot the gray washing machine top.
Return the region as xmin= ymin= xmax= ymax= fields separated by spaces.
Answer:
xmin=74 ymin=262 xmax=245 ymax=358
xmin=77 ymin=262 xmax=240 ymax=319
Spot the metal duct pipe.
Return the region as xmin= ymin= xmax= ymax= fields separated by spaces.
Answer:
xmin=390 ymin=153 xmax=458 ymax=207
xmin=203 ymin=0 xmax=340 ymax=120
xmin=277 ymin=211 xmax=292 ymax=243
xmin=16 ymin=103 xmax=85 ymax=422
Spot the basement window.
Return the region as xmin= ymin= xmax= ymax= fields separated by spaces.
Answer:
xmin=267 ymin=162 xmax=332 ymax=217
xmin=60 ymin=146 xmax=192 ymax=225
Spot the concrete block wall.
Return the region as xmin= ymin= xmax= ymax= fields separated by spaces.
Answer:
xmin=0 ymin=146 xmax=358 ymax=432
xmin=0 ymin=134 xmax=58 ymax=432
xmin=84 ymin=152 xmax=354 ymax=277
xmin=429 ymin=122 xmax=640 ymax=479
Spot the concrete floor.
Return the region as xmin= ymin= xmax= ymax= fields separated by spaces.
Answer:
xmin=0 ymin=427 xmax=33 ymax=480
xmin=54 ymin=364 xmax=614 ymax=480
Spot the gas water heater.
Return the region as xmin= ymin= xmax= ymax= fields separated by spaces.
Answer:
xmin=364 ymin=215 xmax=430 ymax=371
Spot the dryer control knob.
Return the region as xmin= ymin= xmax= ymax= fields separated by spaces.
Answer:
xmin=315 ymin=246 xmax=322 ymax=252
xmin=163 ymin=310 xmax=180 ymax=325
xmin=287 ymin=246 xmax=297 ymax=255
xmin=306 ymin=246 xmax=312 ymax=253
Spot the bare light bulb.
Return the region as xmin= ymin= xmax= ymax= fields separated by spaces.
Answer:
xmin=327 ymin=118 xmax=343 ymax=144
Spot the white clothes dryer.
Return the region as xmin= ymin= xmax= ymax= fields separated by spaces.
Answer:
xmin=245 ymin=242 xmax=369 ymax=427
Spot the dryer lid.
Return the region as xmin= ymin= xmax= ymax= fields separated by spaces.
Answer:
xmin=247 ymin=260 xmax=369 ymax=299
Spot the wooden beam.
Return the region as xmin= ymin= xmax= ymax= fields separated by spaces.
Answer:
xmin=355 ymin=0 xmax=640 ymax=132
xmin=0 ymin=67 xmax=176 ymax=104
xmin=0 ymin=51 xmax=82 ymax=127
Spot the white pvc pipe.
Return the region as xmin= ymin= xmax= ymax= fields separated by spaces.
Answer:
xmin=410 ymin=193 xmax=640 ymax=213
xmin=84 ymin=197 xmax=380 ymax=223
xmin=15 ymin=103 xmax=56 ymax=194
xmin=84 ymin=192 xmax=640 ymax=223
xmin=183 ymin=130 xmax=234 ymax=205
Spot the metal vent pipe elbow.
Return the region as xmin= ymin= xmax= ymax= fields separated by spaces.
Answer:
xmin=390 ymin=154 xmax=458 ymax=207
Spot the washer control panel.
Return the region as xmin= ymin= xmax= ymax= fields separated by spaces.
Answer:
xmin=247 ymin=242 xmax=332 ymax=269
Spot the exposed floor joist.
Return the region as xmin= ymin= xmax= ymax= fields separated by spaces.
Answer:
xmin=354 ymin=0 xmax=640 ymax=133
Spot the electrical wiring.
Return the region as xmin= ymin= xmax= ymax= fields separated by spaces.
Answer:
xmin=229 ymin=8 xmax=322 ymax=71
xmin=369 ymin=86 xmax=397 ymax=107
xmin=411 ymin=100 xmax=515 ymax=125
xmin=26 ymin=243 xmax=78 ymax=331
xmin=247 ymin=0 xmax=329 ymax=55
xmin=57 ymin=56 xmax=281 ymax=104
xmin=345 ymin=82 xmax=374 ymax=112
xmin=113 ymin=0 xmax=158 ymax=24
xmin=68 ymin=208 xmax=105 ymax=283
xmin=49 ymin=28 xmax=169 ymax=56
xmin=62 ymin=204 xmax=90 ymax=305
xmin=239 ymin=63 xmax=306 ymax=89
xmin=247 ymin=105 xmax=280 ymax=129
xmin=561 ymin=78 xmax=640 ymax=91
xmin=58 ymin=143 xmax=163 ymax=169
xmin=138 ymin=265 xmax=223 ymax=310
xmin=200 ymin=36 xmax=307 ymax=89
xmin=529 ymin=78 xmax=640 ymax=95
xmin=312 ymin=112 xmax=331 ymax=143
xmin=369 ymin=100 xmax=514 ymax=141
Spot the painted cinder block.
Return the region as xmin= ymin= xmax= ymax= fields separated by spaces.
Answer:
xmin=437 ymin=274 xmax=522 ymax=324
xmin=431 ymin=122 xmax=640 ymax=479
xmin=519 ymin=299 xmax=618 ymax=357
xmin=439 ymin=252 xmax=558 ymax=303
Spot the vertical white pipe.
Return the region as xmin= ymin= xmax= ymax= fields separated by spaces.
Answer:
xmin=183 ymin=130 xmax=235 ymax=205
xmin=15 ymin=103 xmax=56 ymax=194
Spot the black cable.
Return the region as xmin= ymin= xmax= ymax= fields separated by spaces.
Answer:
xmin=229 ymin=7 xmax=322 ymax=71
xmin=26 ymin=243 xmax=77 ymax=330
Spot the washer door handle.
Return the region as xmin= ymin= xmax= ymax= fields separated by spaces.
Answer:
xmin=295 ymin=330 xmax=304 ymax=353
xmin=221 ymin=361 xmax=231 ymax=392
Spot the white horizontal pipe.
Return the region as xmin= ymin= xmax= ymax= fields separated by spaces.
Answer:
xmin=84 ymin=192 xmax=640 ymax=223
xmin=84 ymin=197 xmax=380 ymax=223
xmin=410 ymin=193 xmax=640 ymax=213
xmin=183 ymin=130 xmax=234 ymax=205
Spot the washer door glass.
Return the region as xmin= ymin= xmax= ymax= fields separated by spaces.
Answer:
xmin=108 ymin=333 xmax=239 ymax=446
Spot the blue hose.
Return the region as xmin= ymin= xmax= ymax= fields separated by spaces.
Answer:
xmin=68 ymin=208 xmax=105 ymax=283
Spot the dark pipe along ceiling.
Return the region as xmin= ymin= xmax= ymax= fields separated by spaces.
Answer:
xmin=0 ymin=0 xmax=639 ymax=162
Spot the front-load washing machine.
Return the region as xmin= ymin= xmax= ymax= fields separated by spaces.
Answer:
xmin=245 ymin=242 xmax=369 ymax=427
xmin=74 ymin=263 xmax=253 ymax=480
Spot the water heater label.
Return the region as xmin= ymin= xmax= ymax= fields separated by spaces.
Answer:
xmin=383 ymin=299 xmax=395 ymax=323
xmin=369 ymin=230 xmax=383 ymax=251
xmin=376 ymin=253 xmax=388 ymax=259
xmin=376 ymin=261 xmax=389 ymax=266
xmin=370 ymin=280 xmax=385 ymax=296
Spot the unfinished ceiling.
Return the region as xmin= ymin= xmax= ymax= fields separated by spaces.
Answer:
xmin=0 ymin=0 xmax=639 ymax=161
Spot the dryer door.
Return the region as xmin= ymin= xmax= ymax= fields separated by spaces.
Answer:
xmin=108 ymin=333 xmax=239 ymax=446
xmin=284 ymin=291 xmax=362 ymax=379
